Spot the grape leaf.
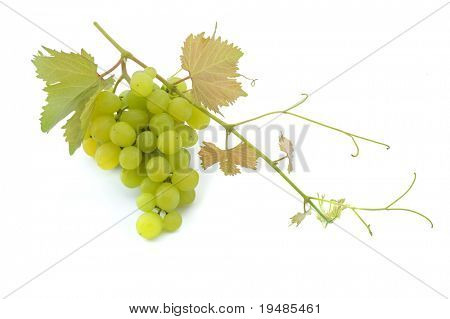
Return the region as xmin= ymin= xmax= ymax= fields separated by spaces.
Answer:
xmin=181 ymin=33 xmax=246 ymax=113
xmin=279 ymin=132 xmax=294 ymax=173
xmin=62 ymin=82 xmax=111 ymax=154
xmin=198 ymin=142 xmax=258 ymax=176
xmin=290 ymin=204 xmax=312 ymax=227
xmin=33 ymin=47 xmax=113 ymax=154
xmin=289 ymin=212 xmax=308 ymax=227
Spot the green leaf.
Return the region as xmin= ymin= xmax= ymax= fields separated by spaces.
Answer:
xmin=62 ymin=78 xmax=113 ymax=154
xmin=33 ymin=47 xmax=113 ymax=154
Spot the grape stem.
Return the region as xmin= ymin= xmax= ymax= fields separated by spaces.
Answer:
xmin=93 ymin=22 xmax=432 ymax=230
xmin=99 ymin=58 xmax=122 ymax=78
xmin=172 ymin=75 xmax=191 ymax=86
xmin=273 ymin=155 xmax=288 ymax=164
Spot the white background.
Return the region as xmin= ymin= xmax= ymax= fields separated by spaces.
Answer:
xmin=0 ymin=0 xmax=449 ymax=317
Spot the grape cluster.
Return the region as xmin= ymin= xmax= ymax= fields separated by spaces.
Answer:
xmin=82 ymin=68 xmax=210 ymax=239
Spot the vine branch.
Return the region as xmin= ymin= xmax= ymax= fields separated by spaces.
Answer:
xmin=93 ymin=22 xmax=431 ymax=231
xmin=309 ymin=173 xmax=432 ymax=228
xmin=230 ymin=96 xmax=389 ymax=157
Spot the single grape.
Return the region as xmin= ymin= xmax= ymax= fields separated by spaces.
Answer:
xmin=119 ymin=146 xmax=142 ymax=170
xmin=136 ymin=130 xmax=157 ymax=153
xmin=157 ymin=130 xmax=182 ymax=155
xmin=163 ymin=211 xmax=182 ymax=232
xmin=136 ymin=212 xmax=162 ymax=239
xmin=118 ymin=90 xmax=130 ymax=108
xmin=110 ymin=122 xmax=136 ymax=147
xmin=167 ymin=76 xmax=188 ymax=92
xmin=127 ymin=90 xmax=147 ymax=110
xmin=82 ymin=137 xmax=97 ymax=157
xmin=166 ymin=149 xmax=190 ymax=170
xmin=149 ymin=113 xmax=174 ymax=136
xmin=121 ymin=168 xmax=145 ymax=188
xmin=140 ymin=178 xmax=161 ymax=194
xmin=144 ymin=67 xmax=157 ymax=79
xmin=187 ymin=106 xmax=210 ymax=130
xmin=146 ymin=89 xmax=170 ymax=114
xmin=175 ymin=124 xmax=198 ymax=147
xmin=171 ymin=168 xmax=199 ymax=191
xmin=94 ymin=142 xmax=121 ymax=170
xmin=155 ymin=183 xmax=180 ymax=211
xmin=179 ymin=189 xmax=195 ymax=205
xmin=90 ymin=115 xmax=115 ymax=143
xmin=137 ymin=153 xmax=151 ymax=177
xmin=130 ymin=71 xmax=154 ymax=97
xmin=94 ymin=91 xmax=121 ymax=114
xmin=119 ymin=108 xmax=150 ymax=131
xmin=136 ymin=193 xmax=157 ymax=213
xmin=168 ymin=97 xmax=192 ymax=122
xmin=146 ymin=156 xmax=172 ymax=182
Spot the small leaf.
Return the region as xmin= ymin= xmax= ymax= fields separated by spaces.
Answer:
xmin=279 ymin=132 xmax=294 ymax=173
xmin=198 ymin=142 xmax=258 ymax=176
xmin=290 ymin=202 xmax=312 ymax=227
xmin=289 ymin=212 xmax=308 ymax=227
xmin=33 ymin=48 xmax=113 ymax=154
xmin=181 ymin=33 xmax=246 ymax=112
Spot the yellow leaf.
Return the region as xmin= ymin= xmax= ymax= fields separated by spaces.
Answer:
xmin=279 ymin=132 xmax=294 ymax=173
xmin=181 ymin=33 xmax=246 ymax=112
xmin=198 ymin=142 xmax=258 ymax=176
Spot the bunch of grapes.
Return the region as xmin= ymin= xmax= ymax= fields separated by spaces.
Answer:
xmin=81 ymin=67 xmax=210 ymax=240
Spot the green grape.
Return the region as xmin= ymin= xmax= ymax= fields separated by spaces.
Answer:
xmin=82 ymin=137 xmax=97 ymax=157
xmin=187 ymin=106 xmax=210 ymax=130
xmin=136 ymin=193 xmax=157 ymax=213
xmin=121 ymin=168 xmax=145 ymax=188
xmin=137 ymin=153 xmax=151 ymax=177
xmin=168 ymin=97 xmax=192 ymax=122
xmin=119 ymin=146 xmax=142 ymax=169
xmin=157 ymin=130 xmax=182 ymax=155
xmin=136 ymin=131 xmax=157 ymax=153
xmin=136 ymin=212 xmax=162 ymax=239
xmin=149 ymin=113 xmax=174 ymax=136
xmin=166 ymin=148 xmax=190 ymax=170
xmin=168 ymin=76 xmax=188 ymax=92
xmin=153 ymin=83 xmax=160 ymax=90
xmin=94 ymin=91 xmax=121 ymax=114
xmin=179 ymin=189 xmax=195 ymax=205
xmin=118 ymin=90 xmax=130 ymax=108
xmin=127 ymin=90 xmax=147 ymax=110
xmin=175 ymin=124 xmax=198 ymax=147
xmin=144 ymin=67 xmax=157 ymax=78
xmin=140 ymin=178 xmax=161 ymax=194
xmin=130 ymin=71 xmax=154 ymax=97
xmin=146 ymin=89 xmax=170 ymax=114
xmin=163 ymin=211 xmax=182 ymax=232
xmin=146 ymin=156 xmax=172 ymax=182
xmin=155 ymin=182 xmax=180 ymax=211
xmin=90 ymin=115 xmax=116 ymax=143
xmin=110 ymin=122 xmax=136 ymax=147
xmin=171 ymin=168 xmax=199 ymax=191
xmin=119 ymin=108 xmax=150 ymax=131
xmin=94 ymin=142 xmax=121 ymax=170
